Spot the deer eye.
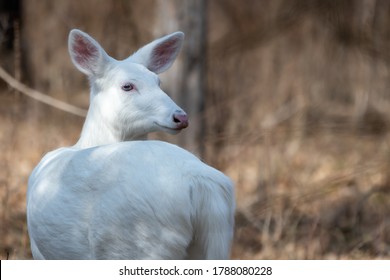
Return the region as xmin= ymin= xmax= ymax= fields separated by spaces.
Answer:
xmin=121 ymin=83 xmax=135 ymax=92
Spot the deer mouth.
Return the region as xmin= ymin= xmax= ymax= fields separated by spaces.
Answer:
xmin=154 ymin=122 xmax=186 ymax=134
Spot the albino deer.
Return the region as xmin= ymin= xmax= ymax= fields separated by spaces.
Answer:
xmin=26 ymin=29 xmax=235 ymax=259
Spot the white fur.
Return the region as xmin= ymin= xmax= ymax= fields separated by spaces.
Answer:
xmin=27 ymin=30 xmax=235 ymax=259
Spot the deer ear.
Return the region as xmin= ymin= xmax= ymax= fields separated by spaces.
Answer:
xmin=68 ymin=29 xmax=110 ymax=76
xmin=129 ymin=32 xmax=184 ymax=74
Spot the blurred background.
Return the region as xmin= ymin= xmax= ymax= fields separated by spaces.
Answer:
xmin=1 ymin=0 xmax=390 ymax=259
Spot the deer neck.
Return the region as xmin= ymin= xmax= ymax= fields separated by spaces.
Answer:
xmin=74 ymin=103 xmax=147 ymax=149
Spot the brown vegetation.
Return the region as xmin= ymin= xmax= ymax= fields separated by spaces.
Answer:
xmin=1 ymin=0 xmax=390 ymax=259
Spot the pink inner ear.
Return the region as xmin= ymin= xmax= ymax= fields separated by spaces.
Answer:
xmin=72 ymin=34 xmax=99 ymax=70
xmin=150 ymin=39 xmax=178 ymax=72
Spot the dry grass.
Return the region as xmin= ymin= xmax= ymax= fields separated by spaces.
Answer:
xmin=229 ymin=131 xmax=390 ymax=259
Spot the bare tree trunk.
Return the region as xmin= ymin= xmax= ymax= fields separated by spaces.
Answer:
xmin=176 ymin=0 xmax=207 ymax=157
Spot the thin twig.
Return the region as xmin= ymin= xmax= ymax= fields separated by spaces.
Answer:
xmin=0 ymin=66 xmax=87 ymax=117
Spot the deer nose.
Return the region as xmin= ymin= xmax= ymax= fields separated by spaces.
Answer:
xmin=173 ymin=112 xmax=189 ymax=129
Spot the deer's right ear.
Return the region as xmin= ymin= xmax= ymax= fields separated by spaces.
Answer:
xmin=68 ymin=29 xmax=110 ymax=76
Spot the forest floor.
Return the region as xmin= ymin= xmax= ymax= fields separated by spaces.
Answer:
xmin=1 ymin=92 xmax=389 ymax=260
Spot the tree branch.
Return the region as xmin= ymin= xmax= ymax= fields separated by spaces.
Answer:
xmin=0 ymin=66 xmax=87 ymax=117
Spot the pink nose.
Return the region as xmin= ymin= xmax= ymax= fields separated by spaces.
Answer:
xmin=173 ymin=112 xmax=189 ymax=129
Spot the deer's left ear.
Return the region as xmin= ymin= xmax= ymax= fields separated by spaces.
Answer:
xmin=128 ymin=32 xmax=184 ymax=74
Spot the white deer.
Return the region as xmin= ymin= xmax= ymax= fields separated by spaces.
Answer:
xmin=26 ymin=29 xmax=235 ymax=259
